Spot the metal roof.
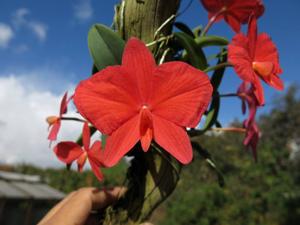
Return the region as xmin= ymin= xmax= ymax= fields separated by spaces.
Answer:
xmin=0 ymin=171 xmax=65 ymax=200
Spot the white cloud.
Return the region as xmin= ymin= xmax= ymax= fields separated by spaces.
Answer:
xmin=0 ymin=75 xmax=83 ymax=167
xmin=0 ymin=23 xmax=14 ymax=48
xmin=28 ymin=21 xmax=47 ymax=41
xmin=12 ymin=8 xmax=30 ymax=26
xmin=12 ymin=8 xmax=47 ymax=42
xmin=73 ymin=0 xmax=93 ymax=22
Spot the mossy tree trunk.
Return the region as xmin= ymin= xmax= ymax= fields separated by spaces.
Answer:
xmin=102 ymin=0 xmax=182 ymax=224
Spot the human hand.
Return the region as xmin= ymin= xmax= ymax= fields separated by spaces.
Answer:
xmin=38 ymin=187 xmax=125 ymax=225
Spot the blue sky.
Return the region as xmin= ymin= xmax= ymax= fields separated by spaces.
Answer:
xmin=0 ymin=0 xmax=299 ymax=166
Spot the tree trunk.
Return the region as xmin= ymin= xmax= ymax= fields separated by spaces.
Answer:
xmin=102 ymin=0 xmax=181 ymax=224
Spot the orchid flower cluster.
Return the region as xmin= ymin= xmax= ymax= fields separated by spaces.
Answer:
xmin=47 ymin=0 xmax=283 ymax=181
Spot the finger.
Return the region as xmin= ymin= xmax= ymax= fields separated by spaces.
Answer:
xmin=38 ymin=191 xmax=76 ymax=225
xmin=91 ymin=186 xmax=126 ymax=210
xmin=43 ymin=187 xmax=125 ymax=225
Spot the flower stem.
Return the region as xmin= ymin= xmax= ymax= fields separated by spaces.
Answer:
xmin=211 ymin=127 xmax=246 ymax=133
xmin=61 ymin=117 xmax=86 ymax=123
xmin=188 ymin=127 xmax=245 ymax=138
xmin=201 ymin=7 xmax=226 ymax=36
xmin=204 ymin=62 xmax=233 ymax=73
xmin=216 ymin=93 xmax=238 ymax=98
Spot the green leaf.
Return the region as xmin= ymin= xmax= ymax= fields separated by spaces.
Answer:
xmin=88 ymin=24 xmax=125 ymax=71
xmin=174 ymin=32 xmax=208 ymax=70
xmin=191 ymin=141 xmax=225 ymax=187
xmin=210 ymin=49 xmax=227 ymax=90
xmin=206 ymin=158 xmax=225 ymax=187
xmin=91 ymin=64 xmax=98 ymax=75
xmin=202 ymin=93 xmax=220 ymax=131
xmin=207 ymin=50 xmax=228 ymax=62
xmin=195 ymin=35 xmax=229 ymax=48
xmin=215 ymin=120 xmax=222 ymax=128
xmin=174 ymin=22 xmax=195 ymax=38
xmin=193 ymin=26 xmax=202 ymax=37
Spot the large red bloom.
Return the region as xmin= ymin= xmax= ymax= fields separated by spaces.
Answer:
xmin=74 ymin=38 xmax=213 ymax=167
xmin=228 ymin=16 xmax=283 ymax=105
xmin=54 ymin=122 xmax=104 ymax=181
xmin=200 ymin=0 xmax=264 ymax=32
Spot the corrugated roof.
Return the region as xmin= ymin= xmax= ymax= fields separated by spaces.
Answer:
xmin=0 ymin=180 xmax=29 ymax=199
xmin=0 ymin=171 xmax=65 ymax=200
xmin=0 ymin=171 xmax=40 ymax=183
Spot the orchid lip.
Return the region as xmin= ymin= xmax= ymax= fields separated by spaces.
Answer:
xmin=46 ymin=116 xmax=59 ymax=125
xmin=252 ymin=61 xmax=274 ymax=77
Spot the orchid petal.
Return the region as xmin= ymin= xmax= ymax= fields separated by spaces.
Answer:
xmin=48 ymin=120 xmax=61 ymax=141
xmin=102 ymin=115 xmax=140 ymax=167
xmin=89 ymin=158 xmax=104 ymax=181
xmin=54 ymin=142 xmax=83 ymax=164
xmin=59 ymin=92 xmax=68 ymax=116
xmin=225 ymin=14 xmax=241 ymax=33
xmin=140 ymin=108 xmax=153 ymax=152
xmin=77 ymin=152 xmax=87 ymax=172
xmin=151 ymin=61 xmax=212 ymax=128
xmin=82 ymin=122 xmax=90 ymax=151
xmin=88 ymin=140 xmax=103 ymax=164
xmin=253 ymin=79 xmax=265 ymax=105
xmin=270 ymin=75 xmax=284 ymax=91
xmin=255 ymin=33 xmax=283 ymax=89
xmin=248 ymin=16 xmax=257 ymax=59
xmin=152 ymin=115 xmax=193 ymax=164
xmin=74 ymin=66 xmax=139 ymax=135
xmin=122 ymin=38 xmax=156 ymax=102
xmin=228 ymin=34 xmax=258 ymax=84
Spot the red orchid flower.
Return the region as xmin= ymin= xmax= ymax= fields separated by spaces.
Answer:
xmin=229 ymin=16 xmax=283 ymax=105
xmin=54 ymin=122 xmax=104 ymax=181
xmin=237 ymin=82 xmax=260 ymax=161
xmin=200 ymin=0 xmax=264 ymax=33
xmin=47 ymin=92 xmax=72 ymax=142
xmin=74 ymin=38 xmax=213 ymax=167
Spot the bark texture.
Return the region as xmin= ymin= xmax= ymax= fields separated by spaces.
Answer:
xmin=102 ymin=0 xmax=182 ymax=224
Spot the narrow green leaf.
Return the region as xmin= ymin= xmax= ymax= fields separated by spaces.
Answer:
xmin=206 ymin=158 xmax=225 ymax=187
xmin=202 ymin=93 xmax=220 ymax=131
xmin=215 ymin=120 xmax=222 ymax=128
xmin=191 ymin=141 xmax=225 ymax=187
xmin=193 ymin=26 xmax=202 ymax=37
xmin=91 ymin=64 xmax=98 ymax=75
xmin=88 ymin=24 xmax=125 ymax=71
xmin=195 ymin=35 xmax=229 ymax=48
xmin=174 ymin=32 xmax=208 ymax=70
xmin=174 ymin=22 xmax=195 ymax=38
xmin=210 ymin=49 xmax=227 ymax=90
xmin=207 ymin=50 xmax=228 ymax=62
